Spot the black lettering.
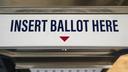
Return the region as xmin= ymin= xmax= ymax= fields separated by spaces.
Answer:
xmin=58 ymin=20 xmax=64 ymax=32
xmin=113 ymin=20 xmax=119 ymax=32
xmin=42 ymin=20 xmax=47 ymax=32
xmin=10 ymin=20 xmax=14 ymax=32
xmin=29 ymin=20 xmax=34 ymax=32
xmin=51 ymin=20 xmax=56 ymax=32
xmin=71 ymin=20 xmax=76 ymax=32
xmin=77 ymin=20 xmax=83 ymax=32
xmin=14 ymin=20 xmax=21 ymax=32
xmin=83 ymin=20 xmax=89 ymax=32
xmin=92 ymin=20 xmax=99 ymax=32
xmin=100 ymin=20 xmax=105 ymax=32
xmin=22 ymin=20 xmax=28 ymax=32
xmin=65 ymin=20 xmax=70 ymax=32
xmin=106 ymin=20 xmax=112 ymax=32
xmin=35 ymin=20 xmax=41 ymax=32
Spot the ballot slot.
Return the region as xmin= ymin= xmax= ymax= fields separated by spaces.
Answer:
xmin=16 ymin=68 xmax=109 ymax=72
xmin=30 ymin=68 xmax=103 ymax=72
xmin=1 ymin=48 xmax=126 ymax=72
xmin=0 ymin=49 xmax=113 ymax=72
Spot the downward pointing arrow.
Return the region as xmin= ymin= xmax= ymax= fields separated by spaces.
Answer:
xmin=60 ymin=36 xmax=69 ymax=42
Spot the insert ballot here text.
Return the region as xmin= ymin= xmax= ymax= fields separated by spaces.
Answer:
xmin=10 ymin=19 xmax=119 ymax=32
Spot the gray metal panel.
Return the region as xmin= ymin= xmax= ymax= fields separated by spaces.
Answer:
xmin=0 ymin=6 xmax=128 ymax=14
xmin=0 ymin=49 xmax=113 ymax=69
xmin=0 ymin=0 xmax=127 ymax=7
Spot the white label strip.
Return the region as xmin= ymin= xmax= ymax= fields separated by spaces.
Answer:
xmin=0 ymin=14 xmax=128 ymax=47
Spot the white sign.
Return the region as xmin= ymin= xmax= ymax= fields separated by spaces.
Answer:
xmin=30 ymin=68 xmax=102 ymax=72
xmin=0 ymin=14 xmax=128 ymax=48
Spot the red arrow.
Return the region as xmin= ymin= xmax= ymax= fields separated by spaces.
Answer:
xmin=60 ymin=36 xmax=69 ymax=42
